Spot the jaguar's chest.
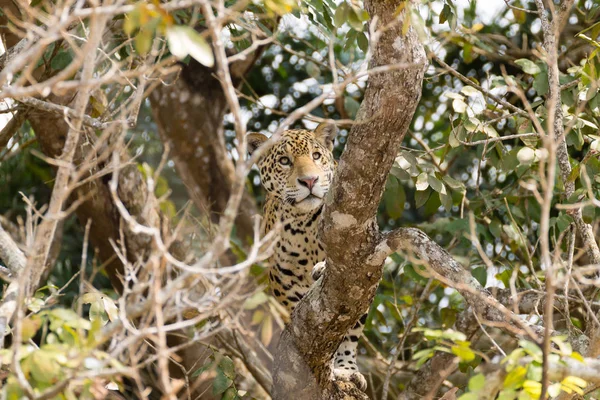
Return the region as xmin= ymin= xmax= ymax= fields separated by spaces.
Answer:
xmin=266 ymin=205 xmax=326 ymax=311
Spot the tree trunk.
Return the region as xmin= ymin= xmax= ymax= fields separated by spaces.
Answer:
xmin=272 ymin=0 xmax=427 ymax=398
xmin=150 ymin=58 xmax=260 ymax=243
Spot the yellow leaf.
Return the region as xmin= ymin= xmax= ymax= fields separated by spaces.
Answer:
xmin=261 ymin=314 xmax=273 ymax=345
xmin=21 ymin=316 xmax=42 ymax=342
xmin=393 ymin=2 xmax=406 ymax=18
xmin=570 ymin=352 xmax=584 ymax=362
xmin=561 ymin=375 xmax=587 ymax=394
xmin=471 ymin=23 xmax=484 ymax=32
xmin=451 ymin=344 xmax=475 ymax=362
xmin=522 ymin=380 xmax=541 ymax=398
xmin=504 ymin=366 xmax=526 ymax=389
xmin=251 ymin=310 xmax=265 ymax=325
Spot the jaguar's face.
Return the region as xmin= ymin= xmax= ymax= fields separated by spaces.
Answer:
xmin=248 ymin=123 xmax=337 ymax=213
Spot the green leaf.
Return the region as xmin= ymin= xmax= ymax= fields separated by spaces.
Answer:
xmin=515 ymin=59 xmax=542 ymax=75
xmin=442 ymin=175 xmax=464 ymax=190
xmin=391 ymin=166 xmax=410 ymax=180
xmin=344 ymin=96 xmax=360 ymax=119
xmin=442 ymin=330 xmax=468 ymax=342
xmin=556 ymin=213 xmax=574 ymax=232
xmin=439 ymin=4 xmax=449 ymax=24
xmin=357 ymin=32 xmax=369 ymax=52
xmin=415 ymin=188 xmax=430 ymax=209
xmin=440 ymin=192 xmax=452 ymax=213
xmin=489 ymin=219 xmax=502 ymax=238
xmin=403 ymin=264 xmax=428 ymax=284
xmin=519 ymin=340 xmax=542 ymax=362
xmin=222 ymin=387 xmax=241 ymax=400
xmin=219 ymin=356 xmax=236 ymax=380
xmin=306 ymin=61 xmax=321 ymax=78
xmin=471 ymin=266 xmax=487 ymax=287
xmin=192 ymin=359 xmax=213 ymax=378
xmin=51 ymin=50 xmax=74 ymax=71
xmin=135 ymin=29 xmax=153 ymax=55
xmin=90 ymin=302 xmax=109 ymax=325
xmin=468 ymin=373 xmax=486 ymax=391
xmin=347 ymin=7 xmax=364 ymax=31
xmin=29 ymin=350 xmax=61 ymax=384
xmin=212 ymin=367 xmax=233 ymax=395
xmin=21 ymin=316 xmax=42 ymax=342
xmin=123 ymin=7 xmax=141 ymax=35
xmin=495 ymin=269 xmax=512 ymax=288
xmin=533 ymin=70 xmax=549 ymax=96
xmin=27 ymin=298 xmax=45 ymax=313
xmin=413 ymin=348 xmax=435 ymax=368
xmin=464 ymin=117 xmax=480 ymax=132
xmin=334 ymin=3 xmax=349 ymax=27
xmin=428 ymin=175 xmax=445 ymax=194
xmin=384 ymin=176 xmax=405 ymax=219
xmin=440 ymin=308 xmax=457 ymax=328
xmin=527 ymin=364 xmax=543 ymax=383
xmin=449 ymin=127 xmax=460 ymax=147
xmin=356 ymin=8 xmax=369 ymax=21
xmin=583 ymin=205 xmax=595 ymax=224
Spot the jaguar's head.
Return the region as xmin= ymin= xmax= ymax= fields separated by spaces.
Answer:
xmin=248 ymin=123 xmax=337 ymax=213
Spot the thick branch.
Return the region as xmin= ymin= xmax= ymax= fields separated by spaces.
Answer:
xmin=385 ymin=228 xmax=544 ymax=337
xmin=0 ymin=225 xmax=25 ymax=274
xmin=0 ymin=108 xmax=27 ymax=151
xmin=0 ymin=221 xmax=25 ymax=348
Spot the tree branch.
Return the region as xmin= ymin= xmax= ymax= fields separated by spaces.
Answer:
xmin=0 ymin=224 xmax=25 ymax=275
xmin=24 ymin=11 xmax=110 ymax=295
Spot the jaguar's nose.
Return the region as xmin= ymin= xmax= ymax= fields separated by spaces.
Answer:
xmin=297 ymin=176 xmax=319 ymax=191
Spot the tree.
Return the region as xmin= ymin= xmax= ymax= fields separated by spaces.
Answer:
xmin=1 ymin=0 xmax=600 ymax=399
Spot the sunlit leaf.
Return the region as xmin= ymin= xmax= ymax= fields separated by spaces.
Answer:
xmin=243 ymin=292 xmax=269 ymax=310
xmin=452 ymin=98 xmax=467 ymax=113
xmin=416 ymin=172 xmax=429 ymax=191
xmin=167 ymin=26 xmax=214 ymax=67
xmin=468 ymin=373 xmax=485 ymax=391
xmin=451 ymin=343 xmax=475 ymax=362
xmin=515 ymin=59 xmax=541 ymax=75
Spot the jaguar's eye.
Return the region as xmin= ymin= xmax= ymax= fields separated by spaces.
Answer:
xmin=279 ymin=156 xmax=291 ymax=166
xmin=312 ymin=152 xmax=322 ymax=160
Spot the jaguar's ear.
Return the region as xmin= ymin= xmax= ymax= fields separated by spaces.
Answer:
xmin=247 ymin=133 xmax=269 ymax=155
xmin=314 ymin=122 xmax=337 ymax=151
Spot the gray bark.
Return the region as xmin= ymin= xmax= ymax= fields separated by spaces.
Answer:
xmin=272 ymin=0 xmax=427 ymax=397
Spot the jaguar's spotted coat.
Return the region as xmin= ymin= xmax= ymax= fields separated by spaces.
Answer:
xmin=248 ymin=123 xmax=368 ymax=391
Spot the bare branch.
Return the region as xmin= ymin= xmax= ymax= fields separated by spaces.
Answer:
xmin=24 ymin=10 xmax=110 ymax=294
